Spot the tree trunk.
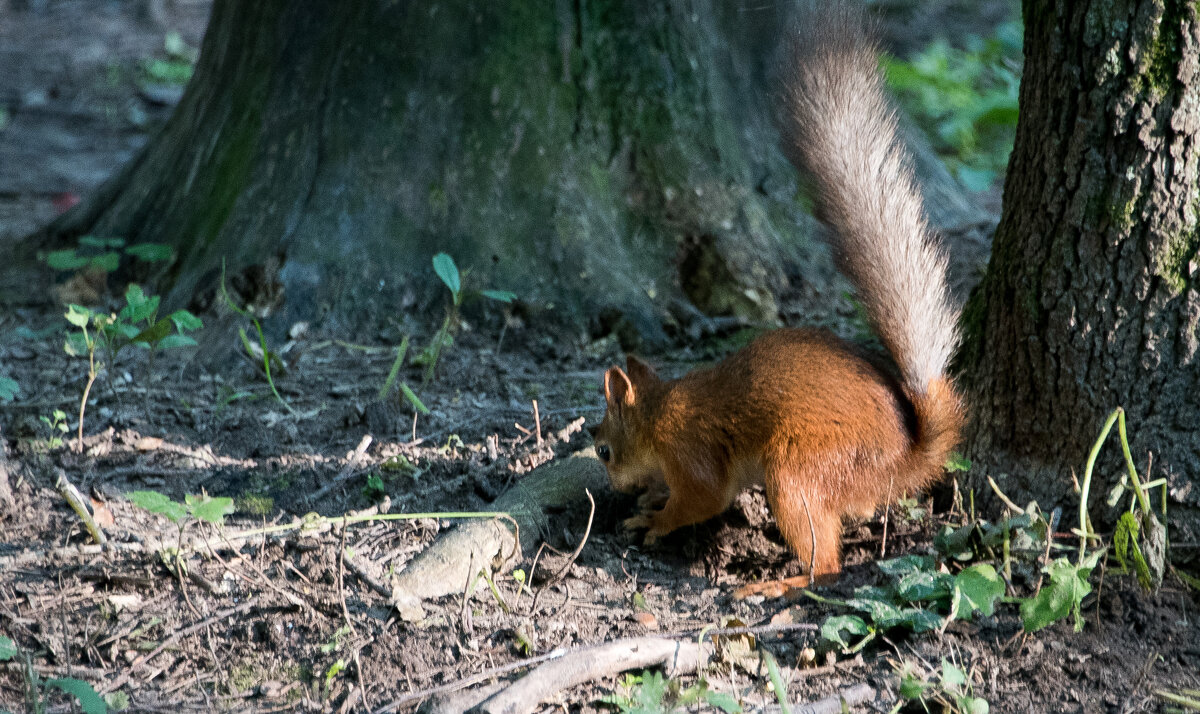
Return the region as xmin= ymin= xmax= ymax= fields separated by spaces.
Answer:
xmin=962 ymin=0 xmax=1200 ymax=546
xmin=29 ymin=0 xmax=821 ymax=342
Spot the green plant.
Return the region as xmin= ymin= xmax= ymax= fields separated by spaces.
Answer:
xmin=0 ymin=635 xmax=119 ymax=714
xmin=43 ymin=236 xmax=171 ymax=274
xmin=63 ymin=287 xmax=201 ymax=450
xmin=377 ymin=336 xmax=429 ymax=415
xmin=1082 ymin=407 xmax=1166 ymax=589
xmin=883 ymin=23 xmax=1022 ymax=191
xmin=140 ymin=31 xmax=197 ymax=86
xmin=893 ymin=658 xmax=989 ymax=714
xmin=601 ymin=670 xmax=740 ymax=714
xmin=361 ymin=473 xmax=387 ymax=502
xmin=39 ymin=410 xmax=69 ymax=449
xmin=220 ymin=263 xmax=292 ymax=413
xmin=127 ymin=490 xmax=235 ymax=578
xmin=413 ymin=253 xmax=515 ymax=382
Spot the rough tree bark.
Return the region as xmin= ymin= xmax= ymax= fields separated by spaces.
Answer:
xmin=962 ymin=1 xmax=1200 ymax=546
xmin=28 ymin=0 xmax=824 ymax=341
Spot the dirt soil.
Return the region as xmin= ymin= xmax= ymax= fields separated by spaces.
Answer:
xmin=1 ymin=2 xmax=1198 ymax=714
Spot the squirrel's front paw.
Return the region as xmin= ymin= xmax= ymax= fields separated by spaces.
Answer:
xmin=622 ymin=513 xmax=652 ymax=535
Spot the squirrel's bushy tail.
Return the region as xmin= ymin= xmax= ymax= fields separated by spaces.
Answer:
xmin=782 ymin=2 xmax=963 ymax=479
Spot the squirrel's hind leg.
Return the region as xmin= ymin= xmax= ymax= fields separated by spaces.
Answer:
xmin=735 ymin=460 xmax=843 ymax=598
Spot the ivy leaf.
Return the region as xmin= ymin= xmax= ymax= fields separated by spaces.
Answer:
xmin=820 ymin=614 xmax=870 ymax=648
xmin=876 ymin=554 xmax=936 ymax=578
xmin=951 ymin=564 xmax=1005 ymax=619
xmin=1020 ymin=551 xmax=1102 ymax=632
xmin=894 ymin=569 xmax=954 ymax=603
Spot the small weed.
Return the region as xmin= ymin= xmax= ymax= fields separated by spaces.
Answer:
xmin=376 ymin=335 xmax=429 ymax=415
xmin=893 ymin=657 xmax=989 ymax=714
xmin=220 ymin=263 xmax=292 ymax=414
xmin=361 ymin=473 xmax=388 ymax=503
xmin=62 ymin=286 xmax=201 ymax=450
xmin=601 ymin=670 xmax=740 ymax=713
xmin=413 ymin=252 xmax=515 ymax=383
xmin=319 ymin=626 xmax=351 ymax=655
xmin=883 ymin=23 xmax=1022 ymax=191
xmin=140 ymin=31 xmax=197 ymax=86
xmin=39 ymin=409 xmax=69 ymax=449
xmin=127 ymin=490 xmax=235 ymax=579
xmin=1 ymin=634 xmax=119 ymax=714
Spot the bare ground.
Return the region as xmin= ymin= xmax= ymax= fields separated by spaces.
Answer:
xmin=1 ymin=2 xmax=1199 ymax=713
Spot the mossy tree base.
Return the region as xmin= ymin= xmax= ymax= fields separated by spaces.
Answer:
xmin=32 ymin=0 xmax=818 ymax=343
xmin=962 ymin=1 xmax=1200 ymax=546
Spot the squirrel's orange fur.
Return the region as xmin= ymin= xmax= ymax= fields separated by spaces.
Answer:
xmin=593 ymin=3 xmax=964 ymax=596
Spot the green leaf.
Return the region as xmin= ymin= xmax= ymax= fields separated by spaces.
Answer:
xmin=91 ymin=252 xmax=121 ymax=272
xmin=46 ymin=677 xmax=109 ymax=714
xmin=432 ymin=252 xmax=461 ymax=296
xmin=104 ymin=690 xmax=131 ymax=711
xmin=168 ymin=309 xmax=203 ymax=332
xmin=65 ymin=304 xmax=93 ymax=327
xmin=702 ymin=691 xmax=742 ymax=713
xmin=120 ymin=285 xmax=159 ymax=324
xmin=125 ymin=243 xmax=172 ymax=262
xmin=65 ymin=332 xmax=90 ymax=357
xmin=898 ymin=664 xmax=930 ymax=700
xmin=820 ymin=614 xmax=870 ymax=648
xmin=876 ymin=554 xmax=936 ymax=578
xmin=940 ymin=659 xmax=968 ymax=691
xmin=400 ymin=383 xmax=431 ymax=415
xmin=185 ymin=494 xmax=235 ymax=525
xmin=952 ymin=564 xmax=1005 ymax=619
xmin=131 ymin=317 xmax=173 ymax=346
xmin=480 ymin=289 xmax=516 ymax=303
xmin=1114 ymin=511 xmax=1137 ymax=570
xmin=959 ymin=695 xmax=991 ymax=714
xmin=78 ymin=235 xmax=109 ymax=248
xmin=127 ymin=490 xmax=188 ymax=523
xmin=0 ymin=635 xmax=17 ymax=660
xmin=945 ymin=452 xmax=971 ymax=472
xmin=158 ymin=334 xmax=199 ymax=350
xmin=0 ymin=376 xmax=18 ymax=402
xmin=894 ymin=569 xmax=954 ymax=603
xmin=1020 ymin=551 xmax=1102 ymax=633
xmin=46 ymin=249 xmax=90 ymax=271
xmin=895 ymin=607 xmax=943 ymax=633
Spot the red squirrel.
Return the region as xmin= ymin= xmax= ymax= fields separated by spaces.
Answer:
xmin=593 ymin=4 xmax=964 ymax=597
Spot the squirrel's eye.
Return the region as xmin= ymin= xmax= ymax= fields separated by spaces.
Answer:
xmin=597 ymin=444 xmax=611 ymax=462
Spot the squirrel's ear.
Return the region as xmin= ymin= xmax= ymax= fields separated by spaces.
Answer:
xmin=625 ymin=354 xmax=658 ymax=385
xmin=604 ymin=366 xmax=636 ymax=407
